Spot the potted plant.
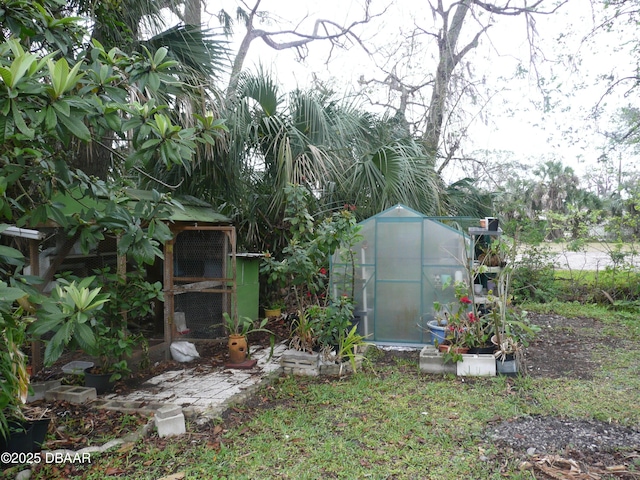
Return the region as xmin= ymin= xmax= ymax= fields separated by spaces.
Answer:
xmin=31 ymin=270 xmax=159 ymax=393
xmin=426 ymin=303 xmax=449 ymax=345
xmin=423 ymin=280 xmax=483 ymax=363
xmin=222 ymin=312 xmax=275 ymax=364
xmin=286 ymin=296 xmax=367 ymax=376
xmin=264 ymin=299 xmax=285 ymax=318
xmin=30 ymin=277 xmax=131 ymax=393
xmin=289 ymin=309 xmax=320 ymax=354
xmin=0 ymin=283 xmax=32 ymax=451
xmin=493 ymin=335 xmax=521 ymax=376
xmin=31 ymin=277 xmax=110 ymax=367
xmin=0 ymin=240 xmax=58 ymax=453
xmin=83 ymin=324 xmax=142 ymax=393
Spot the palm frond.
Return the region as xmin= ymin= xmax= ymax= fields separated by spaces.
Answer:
xmin=144 ymin=25 xmax=230 ymax=80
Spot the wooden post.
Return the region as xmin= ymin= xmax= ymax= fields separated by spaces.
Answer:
xmin=230 ymin=228 xmax=237 ymax=325
xmin=116 ymin=234 xmax=127 ymax=326
xmin=29 ymin=239 xmax=42 ymax=374
xmin=163 ymin=237 xmax=174 ymax=360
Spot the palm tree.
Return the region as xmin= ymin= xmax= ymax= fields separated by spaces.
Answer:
xmin=529 ymin=160 xmax=580 ymax=214
xmin=170 ymin=69 xmax=448 ymax=251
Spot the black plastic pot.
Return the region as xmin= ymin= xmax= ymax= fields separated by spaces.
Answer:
xmin=1 ymin=420 xmax=33 ymax=455
xmin=496 ymin=353 xmax=518 ymax=376
xmin=30 ymin=418 xmax=51 ymax=452
xmin=468 ymin=344 xmax=497 ymax=355
xmin=84 ymin=367 xmax=115 ymax=394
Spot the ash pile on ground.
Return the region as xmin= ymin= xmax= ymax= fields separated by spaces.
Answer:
xmin=488 ymin=416 xmax=640 ymax=453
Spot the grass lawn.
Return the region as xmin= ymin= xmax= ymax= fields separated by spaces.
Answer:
xmin=24 ymin=304 xmax=640 ymax=480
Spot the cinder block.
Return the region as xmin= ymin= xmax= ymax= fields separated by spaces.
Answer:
xmin=45 ymin=385 xmax=97 ymax=403
xmin=155 ymin=405 xmax=186 ymax=438
xmin=457 ymin=354 xmax=496 ymax=377
xmin=156 ymin=404 xmax=183 ymax=419
xmin=318 ymin=356 xmax=363 ymax=376
xmin=283 ymin=366 xmax=319 ymax=376
xmin=280 ymin=350 xmax=320 ymax=376
xmin=28 ymin=380 xmax=61 ymax=403
xmin=419 ymin=346 xmax=456 ymax=374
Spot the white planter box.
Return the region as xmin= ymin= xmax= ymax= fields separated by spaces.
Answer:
xmin=457 ymin=354 xmax=496 ymax=377
xmin=419 ymin=346 xmax=496 ymax=376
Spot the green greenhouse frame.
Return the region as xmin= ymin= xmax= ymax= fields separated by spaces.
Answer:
xmin=330 ymin=205 xmax=476 ymax=346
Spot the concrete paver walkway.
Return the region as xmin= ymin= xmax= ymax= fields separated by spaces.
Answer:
xmin=100 ymin=343 xmax=287 ymax=416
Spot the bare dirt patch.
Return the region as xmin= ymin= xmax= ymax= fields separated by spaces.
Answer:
xmin=523 ymin=312 xmax=626 ymax=380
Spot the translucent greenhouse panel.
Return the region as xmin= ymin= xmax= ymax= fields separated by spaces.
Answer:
xmin=330 ymin=206 xmax=472 ymax=345
xmin=374 ymin=282 xmax=421 ymax=343
xmin=376 ymin=220 xmax=422 ymax=281
xmin=421 ymin=266 xmax=458 ymax=321
xmin=357 ymin=220 xmax=376 ymax=263
xmin=379 ymin=205 xmax=422 ymax=219
xmin=423 ymin=220 xmax=466 ymax=266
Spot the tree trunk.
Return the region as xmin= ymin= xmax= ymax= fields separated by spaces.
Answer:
xmin=184 ymin=0 xmax=201 ymax=26
xmin=423 ymin=0 xmax=471 ymax=162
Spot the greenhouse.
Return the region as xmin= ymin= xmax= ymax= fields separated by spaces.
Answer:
xmin=330 ymin=205 xmax=472 ymax=345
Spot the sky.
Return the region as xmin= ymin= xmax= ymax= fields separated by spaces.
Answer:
xmin=201 ymin=0 xmax=639 ymax=181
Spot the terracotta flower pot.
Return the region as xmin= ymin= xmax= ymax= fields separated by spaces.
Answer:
xmin=438 ymin=344 xmax=469 ymax=354
xmin=228 ymin=334 xmax=248 ymax=364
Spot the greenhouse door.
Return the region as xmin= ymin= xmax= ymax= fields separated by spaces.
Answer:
xmin=374 ymin=218 xmax=424 ymax=343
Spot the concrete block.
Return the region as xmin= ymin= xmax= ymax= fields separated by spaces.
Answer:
xmin=419 ymin=346 xmax=456 ymax=375
xmin=45 ymin=385 xmax=97 ymax=403
xmin=318 ymin=356 xmax=363 ymax=376
xmin=457 ymin=354 xmax=496 ymax=377
xmin=155 ymin=405 xmax=186 ymax=438
xmin=28 ymin=379 xmax=61 ymax=403
xmin=156 ymin=404 xmax=183 ymax=419
xmin=280 ymin=350 xmax=320 ymax=376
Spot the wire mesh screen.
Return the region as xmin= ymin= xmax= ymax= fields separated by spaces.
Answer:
xmin=174 ymin=230 xmax=227 ymax=279
xmin=171 ymin=228 xmax=234 ymax=340
xmin=174 ymin=292 xmax=225 ymax=339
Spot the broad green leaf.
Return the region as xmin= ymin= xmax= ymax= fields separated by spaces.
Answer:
xmin=140 ymin=138 xmax=162 ymax=150
xmin=0 ymin=67 xmax=13 ymax=86
xmin=148 ymin=72 xmax=160 ymax=91
xmin=0 ymin=244 xmax=24 ymax=261
xmin=11 ymin=102 xmax=33 ymax=138
xmin=72 ymin=322 xmax=96 ymax=352
xmin=104 ymin=113 xmax=121 ymax=131
xmin=47 ymin=58 xmax=67 ymax=97
xmin=57 ymin=112 xmax=91 ymax=141
xmin=152 ymin=47 xmax=168 ymax=66
xmin=6 ymin=51 xmax=37 ymax=88
xmin=51 ymin=99 xmax=70 ymax=117
xmin=29 ymin=313 xmax=64 ymax=337
xmin=43 ymin=329 xmax=66 ymax=366
xmin=45 ymin=106 xmax=57 ymax=130
xmin=0 ymin=284 xmax=28 ymax=302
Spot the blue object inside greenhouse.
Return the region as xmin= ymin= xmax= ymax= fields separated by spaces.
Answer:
xmin=330 ymin=204 xmax=477 ymax=346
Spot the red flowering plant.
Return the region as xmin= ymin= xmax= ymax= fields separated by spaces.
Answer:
xmin=433 ymin=279 xmax=491 ymax=361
